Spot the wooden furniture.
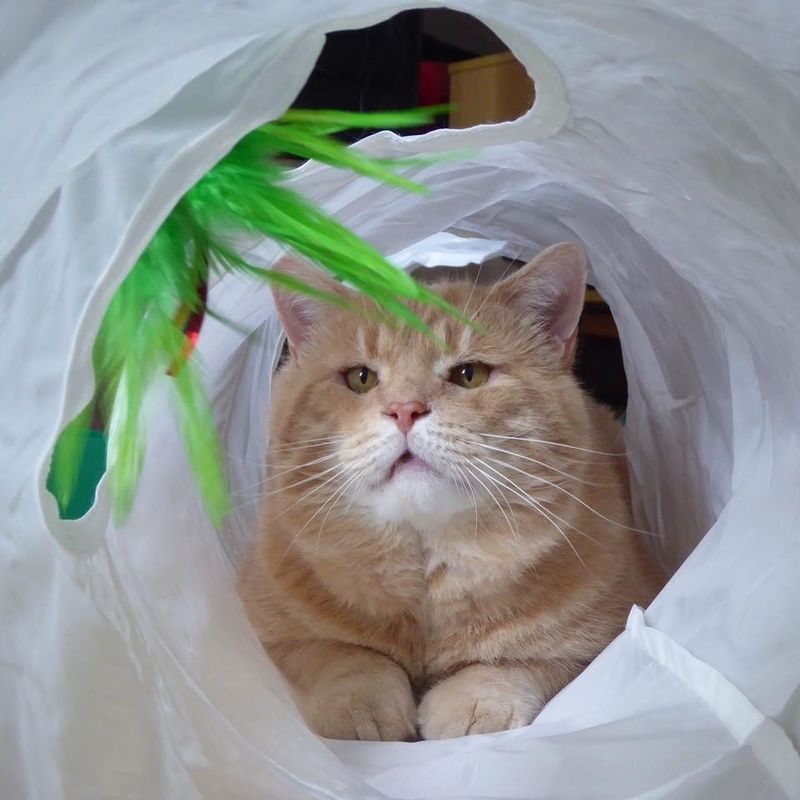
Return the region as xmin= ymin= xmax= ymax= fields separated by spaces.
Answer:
xmin=581 ymin=288 xmax=620 ymax=339
xmin=448 ymin=52 xmax=535 ymax=128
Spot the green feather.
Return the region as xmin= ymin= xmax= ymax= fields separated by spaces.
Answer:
xmin=171 ymin=358 xmax=230 ymax=525
xmin=49 ymin=403 xmax=94 ymax=511
xmin=50 ymin=107 xmax=468 ymax=525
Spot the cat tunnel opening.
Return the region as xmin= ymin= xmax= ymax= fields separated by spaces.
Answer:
xmin=39 ymin=3 xmax=715 ymax=637
xmin=43 ymin=4 xmax=706 ymax=579
xmin=168 ymin=188 xmax=708 ymax=763
xmin=36 ymin=4 xmax=712 ymax=763
xmin=18 ymin=2 xmax=796 ymax=795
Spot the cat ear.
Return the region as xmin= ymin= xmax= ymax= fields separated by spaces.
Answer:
xmin=499 ymin=242 xmax=588 ymax=363
xmin=270 ymin=257 xmax=349 ymax=352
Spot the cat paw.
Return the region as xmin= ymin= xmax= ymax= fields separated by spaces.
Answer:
xmin=304 ymin=664 xmax=417 ymax=741
xmin=418 ymin=664 xmax=541 ymax=740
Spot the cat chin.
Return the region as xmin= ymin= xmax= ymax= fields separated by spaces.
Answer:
xmin=358 ymin=470 xmax=464 ymax=531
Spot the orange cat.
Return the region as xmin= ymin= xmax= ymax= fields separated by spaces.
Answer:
xmin=239 ymin=243 xmax=663 ymax=741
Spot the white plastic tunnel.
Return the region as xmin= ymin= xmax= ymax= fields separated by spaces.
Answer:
xmin=3 ymin=1 xmax=800 ymax=798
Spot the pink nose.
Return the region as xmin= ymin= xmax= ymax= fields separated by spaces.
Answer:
xmin=384 ymin=400 xmax=430 ymax=434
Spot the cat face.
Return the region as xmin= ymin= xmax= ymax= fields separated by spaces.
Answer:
xmin=267 ymin=243 xmax=588 ymax=534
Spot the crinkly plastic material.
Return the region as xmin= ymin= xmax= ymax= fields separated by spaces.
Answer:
xmin=2 ymin=2 xmax=800 ymax=798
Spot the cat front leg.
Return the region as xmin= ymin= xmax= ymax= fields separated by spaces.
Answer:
xmin=274 ymin=641 xmax=417 ymax=741
xmin=418 ymin=662 xmax=559 ymax=740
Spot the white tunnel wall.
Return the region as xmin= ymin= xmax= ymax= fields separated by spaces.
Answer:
xmin=3 ymin=1 xmax=800 ymax=798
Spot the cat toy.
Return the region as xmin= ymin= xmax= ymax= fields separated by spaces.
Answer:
xmin=49 ymin=107 xmax=462 ymax=526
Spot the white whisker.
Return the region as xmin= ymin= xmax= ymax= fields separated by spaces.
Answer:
xmin=482 ymin=455 xmax=654 ymax=536
xmin=474 ymin=457 xmax=591 ymax=538
xmin=307 ymin=471 xmax=361 ymax=550
xmin=315 ymin=467 xmax=369 ymax=549
xmin=461 ymin=257 xmax=485 ymax=318
xmin=467 ymin=459 xmax=520 ymax=539
xmin=472 ymin=441 xmax=615 ymax=487
xmin=230 ymin=451 xmax=340 ymax=496
xmin=268 ymin=463 xmax=352 ymax=523
xmin=266 ymin=451 xmax=339 ymax=480
xmin=275 ymin=433 xmax=346 ymax=445
xmin=472 ymin=458 xmax=587 ymax=570
xmin=343 ymin=468 xmax=370 ymax=514
xmin=228 ymin=461 xmax=350 ymax=517
xmin=468 ymin=247 xmax=525 ymax=322
xmin=275 ymin=466 xmax=359 ymax=564
xmin=476 ymin=432 xmax=626 ymax=458
xmin=464 ymin=462 xmax=520 ymax=547
xmin=452 ymin=462 xmax=479 ymax=541
xmin=268 ymin=434 xmax=347 ymax=452
xmin=261 ymin=460 xmax=345 ymax=497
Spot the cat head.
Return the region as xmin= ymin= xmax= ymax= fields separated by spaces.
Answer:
xmin=267 ymin=243 xmax=590 ymax=534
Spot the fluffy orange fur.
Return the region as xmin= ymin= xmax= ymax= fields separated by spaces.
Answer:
xmin=239 ymin=243 xmax=663 ymax=741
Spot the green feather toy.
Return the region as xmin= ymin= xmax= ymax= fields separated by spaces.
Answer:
xmin=49 ymin=107 xmax=461 ymax=526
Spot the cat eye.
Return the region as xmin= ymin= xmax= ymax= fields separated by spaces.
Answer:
xmin=344 ymin=365 xmax=378 ymax=393
xmin=449 ymin=362 xmax=490 ymax=389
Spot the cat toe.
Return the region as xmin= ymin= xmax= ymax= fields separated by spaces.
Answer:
xmin=306 ymin=668 xmax=417 ymax=742
xmin=419 ymin=664 xmax=541 ymax=740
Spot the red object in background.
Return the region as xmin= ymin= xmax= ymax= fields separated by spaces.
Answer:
xmin=418 ymin=61 xmax=450 ymax=107
xmin=167 ymin=281 xmax=207 ymax=377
